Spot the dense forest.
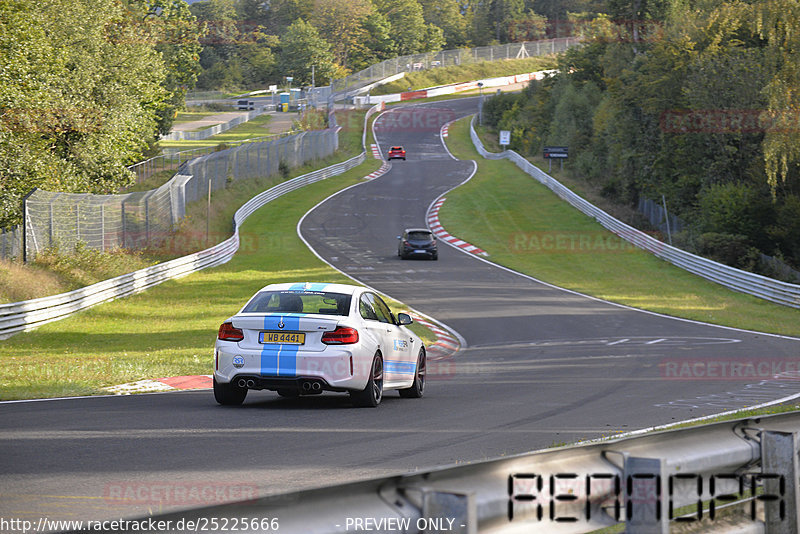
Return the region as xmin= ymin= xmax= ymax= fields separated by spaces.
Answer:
xmin=483 ymin=0 xmax=800 ymax=275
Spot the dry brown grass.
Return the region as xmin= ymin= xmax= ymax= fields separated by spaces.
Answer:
xmin=0 ymin=259 xmax=67 ymax=303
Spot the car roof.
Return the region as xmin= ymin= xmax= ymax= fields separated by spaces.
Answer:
xmin=255 ymin=282 xmax=363 ymax=295
xmin=404 ymin=228 xmax=432 ymax=234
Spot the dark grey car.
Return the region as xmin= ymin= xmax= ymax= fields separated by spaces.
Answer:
xmin=397 ymin=228 xmax=438 ymax=260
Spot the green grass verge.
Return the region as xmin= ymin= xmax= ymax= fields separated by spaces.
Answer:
xmin=0 ymin=109 xmax=437 ymax=400
xmin=372 ymin=57 xmax=557 ymax=95
xmin=442 ymin=117 xmax=800 ymax=337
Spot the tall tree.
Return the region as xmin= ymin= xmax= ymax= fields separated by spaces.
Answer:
xmin=128 ymin=0 xmax=204 ymax=135
xmin=278 ymin=18 xmax=338 ymax=85
xmin=752 ymin=0 xmax=800 ymax=191
xmin=348 ymin=12 xmax=398 ymax=71
xmin=372 ymin=0 xmax=445 ymax=55
xmin=419 ymin=0 xmax=468 ymax=48
xmin=310 ymin=0 xmax=374 ymax=70
xmin=261 ymin=0 xmax=314 ymax=34
xmin=0 ymin=0 xmax=168 ymax=227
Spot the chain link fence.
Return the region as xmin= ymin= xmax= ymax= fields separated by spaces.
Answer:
xmin=637 ymin=196 xmax=685 ymax=234
xmin=331 ymin=38 xmax=580 ymax=96
xmin=0 ymin=226 xmax=22 ymax=260
xmin=23 ymin=129 xmax=338 ymax=259
xmin=127 ymin=130 xmax=302 ymax=185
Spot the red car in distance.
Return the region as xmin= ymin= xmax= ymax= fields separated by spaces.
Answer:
xmin=387 ymin=146 xmax=406 ymax=160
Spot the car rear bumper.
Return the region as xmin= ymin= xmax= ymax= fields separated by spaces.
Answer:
xmin=227 ymin=374 xmax=346 ymax=394
xmin=214 ymin=345 xmax=367 ymax=391
xmin=400 ymin=247 xmax=437 ymax=258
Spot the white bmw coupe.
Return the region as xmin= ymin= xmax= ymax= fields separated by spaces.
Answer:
xmin=214 ymin=283 xmax=426 ymax=407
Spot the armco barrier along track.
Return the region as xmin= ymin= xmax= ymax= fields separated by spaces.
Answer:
xmin=0 ymin=104 xmax=385 ymax=339
xmin=469 ymin=116 xmax=800 ymax=309
xmin=137 ymin=411 xmax=800 ymax=533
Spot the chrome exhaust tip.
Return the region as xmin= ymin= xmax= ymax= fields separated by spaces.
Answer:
xmin=246 ymin=379 xmax=255 ymax=388
xmin=237 ymin=379 xmax=248 ymax=388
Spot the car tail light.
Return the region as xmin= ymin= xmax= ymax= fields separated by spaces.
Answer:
xmin=218 ymin=322 xmax=244 ymax=341
xmin=322 ymin=327 xmax=359 ymax=345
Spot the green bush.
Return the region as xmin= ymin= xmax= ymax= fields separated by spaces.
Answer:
xmin=697 ymin=182 xmax=776 ymax=253
xmin=695 ymin=232 xmax=760 ymax=271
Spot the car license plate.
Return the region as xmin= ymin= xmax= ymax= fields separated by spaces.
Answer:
xmin=260 ymin=331 xmax=305 ymax=344
xmin=414 ymin=249 xmax=426 ymax=253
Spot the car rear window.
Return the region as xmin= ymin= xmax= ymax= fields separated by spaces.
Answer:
xmin=391 ymin=147 xmax=403 ymax=151
xmin=242 ymin=291 xmax=352 ymax=315
xmin=407 ymin=231 xmax=433 ymax=240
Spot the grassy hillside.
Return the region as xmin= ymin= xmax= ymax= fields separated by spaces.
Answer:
xmin=371 ymin=57 xmax=557 ymax=95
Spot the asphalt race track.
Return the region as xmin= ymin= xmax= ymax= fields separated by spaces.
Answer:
xmin=2 ymin=97 xmax=799 ymax=526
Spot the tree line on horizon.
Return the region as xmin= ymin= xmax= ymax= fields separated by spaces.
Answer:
xmin=188 ymin=0 xmax=604 ymax=90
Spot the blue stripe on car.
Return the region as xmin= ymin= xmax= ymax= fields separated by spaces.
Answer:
xmin=260 ymin=315 xmax=303 ymax=377
xmin=287 ymin=282 xmax=329 ymax=292
xmin=385 ymin=361 xmax=416 ymax=375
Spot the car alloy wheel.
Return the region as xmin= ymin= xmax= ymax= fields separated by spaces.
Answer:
xmin=400 ymin=349 xmax=426 ymax=398
xmin=352 ymin=354 xmax=383 ymax=407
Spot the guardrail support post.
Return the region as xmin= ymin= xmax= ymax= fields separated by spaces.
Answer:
xmin=761 ymin=430 xmax=800 ymax=534
xmin=624 ymin=456 xmax=668 ymax=534
xmin=422 ymin=490 xmax=476 ymax=534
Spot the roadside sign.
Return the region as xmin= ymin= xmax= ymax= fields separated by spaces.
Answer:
xmin=499 ymin=130 xmax=511 ymax=146
xmin=543 ymin=146 xmax=569 ymax=159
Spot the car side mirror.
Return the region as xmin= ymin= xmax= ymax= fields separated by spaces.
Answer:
xmin=396 ymin=313 xmax=413 ymax=326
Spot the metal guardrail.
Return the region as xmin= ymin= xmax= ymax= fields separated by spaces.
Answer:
xmin=120 ymin=411 xmax=800 ymax=533
xmin=160 ymin=110 xmax=267 ymax=141
xmin=0 ymin=104 xmax=383 ymax=339
xmin=469 ymin=117 xmax=800 ymax=309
